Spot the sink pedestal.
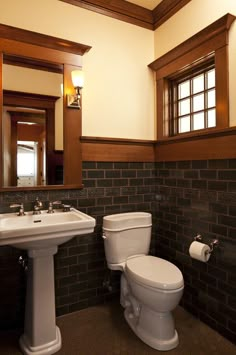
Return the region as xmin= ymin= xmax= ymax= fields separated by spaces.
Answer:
xmin=19 ymin=246 xmax=61 ymax=355
xmin=0 ymin=208 xmax=96 ymax=354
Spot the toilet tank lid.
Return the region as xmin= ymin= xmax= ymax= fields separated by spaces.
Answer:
xmin=103 ymin=212 xmax=152 ymax=231
xmin=126 ymin=256 xmax=184 ymax=290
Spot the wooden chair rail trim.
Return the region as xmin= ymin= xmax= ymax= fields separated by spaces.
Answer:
xmin=81 ymin=136 xmax=156 ymax=145
xmin=81 ymin=128 xmax=236 ymax=162
xmin=155 ymin=134 xmax=236 ymax=161
xmin=0 ymin=23 xmax=91 ymax=56
xmin=81 ymin=136 xmax=155 ymax=162
xmin=60 ymin=0 xmax=190 ymax=30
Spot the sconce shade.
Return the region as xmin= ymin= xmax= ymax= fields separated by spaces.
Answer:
xmin=71 ymin=69 xmax=84 ymax=88
xmin=67 ymin=69 xmax=84 ymax=109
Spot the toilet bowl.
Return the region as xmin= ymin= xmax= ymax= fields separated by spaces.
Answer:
xmin=102 ymin=212 xmax=184 ymax=351
xmin=123 ymin=255 xmax=184 ymax=351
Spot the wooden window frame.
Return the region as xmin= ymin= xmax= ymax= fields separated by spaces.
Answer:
xmin=169 ymin=59 xmax=216 ymax=136
xmin=149 ymin=13 xmax=235 ymax=141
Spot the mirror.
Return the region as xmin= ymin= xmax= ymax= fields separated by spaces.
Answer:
xmin=0 ymin=23 xmax=92 ymax=191
xmin=2 ymin=57 xmax=63 ymax=187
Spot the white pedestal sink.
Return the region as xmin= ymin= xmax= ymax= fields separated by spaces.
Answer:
xmin=0 ymin=208 xmax=96 ymax=355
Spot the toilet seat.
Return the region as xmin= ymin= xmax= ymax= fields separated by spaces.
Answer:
xmin=126 ymin=255 xmax=184 ymax=290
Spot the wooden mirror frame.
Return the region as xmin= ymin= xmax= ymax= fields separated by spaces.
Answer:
xmin=0 ymin=23 xmax=91 ymax=191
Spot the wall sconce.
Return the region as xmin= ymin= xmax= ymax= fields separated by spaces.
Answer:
xmin=67 ymin=69 xmax=84 ymax=109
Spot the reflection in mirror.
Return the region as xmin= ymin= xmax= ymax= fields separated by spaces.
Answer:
xmin=3 ymin=106 xmax=46 ymax=187
xmin=2 ymin=56 xmax=64 ymax=187
xmin=17 ymin=141 xmax=43 ymax=187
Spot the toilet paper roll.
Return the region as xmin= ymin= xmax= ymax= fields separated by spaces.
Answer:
xmin=189 ymin=241 xmax=211 ymax=262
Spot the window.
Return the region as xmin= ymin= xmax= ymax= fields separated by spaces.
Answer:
xmin=169 ymin=62 xmax=216 ymax=136
xmin=149 ymin=14 xmax=235 ymax=141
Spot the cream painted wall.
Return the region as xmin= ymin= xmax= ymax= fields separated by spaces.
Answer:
xmin=0 ymin=0 xmax=155 ymax=140
xmin=154 ymin=0 xmax=236 ymax=127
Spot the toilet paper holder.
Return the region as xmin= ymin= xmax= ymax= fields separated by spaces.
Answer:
xmin=194 ymin=235 xmax=219 ymax=254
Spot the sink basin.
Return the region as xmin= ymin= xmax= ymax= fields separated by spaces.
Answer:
xmin=0 ymin=208 xmax=95 ymax=249
xmin=0 ymin=207 xmax=96 ymax=355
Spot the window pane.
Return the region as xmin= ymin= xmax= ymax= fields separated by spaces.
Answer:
xmin=207 ymin=109 xmax=216 ymax=127
xmin=193 ymin=93 xmax=204 ymax=112
xmin=173 ymin=63 xmax=216 ymax=137
xmin=193 ymin=112 xmax=204 ymax=130
xmin=193 ymin=74 xmax=204 ymax=94
xmin=207 ymin=69 xmax=215 ymax=89
xmin=207 ymin=89 xmax=215 ymax=108
xmin=179 ymin=116 xmax=190 ymax=133
xmin=179 ymin=80 xmax=190 ymax=99
xmin=17 ymin=150 xmax=35 ymax=176
xmin=179 ymin=98 xmax=190 ymax=115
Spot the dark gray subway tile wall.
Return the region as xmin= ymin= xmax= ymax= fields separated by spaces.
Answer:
xmin=0 ymin=159 xmax=235 ymax=345
xmin=0 ymin=162 xmax=157 ymax=330
xmin=155 ymin=159 xmax=236 ymax=344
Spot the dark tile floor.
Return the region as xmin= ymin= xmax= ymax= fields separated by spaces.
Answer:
xmin=0 ymin=302 xmax=235 ymax=354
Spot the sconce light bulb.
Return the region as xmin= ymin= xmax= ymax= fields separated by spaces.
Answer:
xmin=71 ymin=69 xmax=84 ymax=89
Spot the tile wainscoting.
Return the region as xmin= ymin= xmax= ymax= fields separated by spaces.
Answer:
xmin=0 ymin=161 xmax=157 ymax=330
xmin=0 ymin=159 xmax=235 ymax=345
xmin=155 ymin=159 xmax=236 ymax=344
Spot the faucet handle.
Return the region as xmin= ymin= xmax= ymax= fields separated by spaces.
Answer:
xmin=47 ymin=201 xmax=62 ymax=214
xmin=62 ymin=204 xmax=72 ymax=212
xmin=10 ymin=203 xmax=25 ymax=216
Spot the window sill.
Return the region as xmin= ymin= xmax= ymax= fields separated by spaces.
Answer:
xmin=156 ymin=126 xmax=236 ymax=145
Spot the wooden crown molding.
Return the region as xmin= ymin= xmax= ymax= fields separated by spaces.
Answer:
xmin=0 ymin=23 xmax=91 ymax=55
xmin=60 ymin=0 xmax=153 ymax=29
xmin=153 ymin=0 xmax=191 ymax=29
xmin=60 ymin=0 xmax=191 ymax=30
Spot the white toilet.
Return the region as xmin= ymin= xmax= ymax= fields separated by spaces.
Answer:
xmin=102 ymin=212 xmax=184 ymax=351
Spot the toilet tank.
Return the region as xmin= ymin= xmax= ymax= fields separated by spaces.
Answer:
xmin=102 ymin=212 xmax=152 ymax=268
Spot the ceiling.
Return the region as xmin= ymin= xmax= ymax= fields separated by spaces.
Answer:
xmin=126 ymin=0 xmax=163 ymax=10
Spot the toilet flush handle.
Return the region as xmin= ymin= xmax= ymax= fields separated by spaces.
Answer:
xmin=102 ymin=234 xmax=106 ymax=240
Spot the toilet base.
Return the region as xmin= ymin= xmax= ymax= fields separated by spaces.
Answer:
xmin=124 ymin=305 xmax=179 ymax=351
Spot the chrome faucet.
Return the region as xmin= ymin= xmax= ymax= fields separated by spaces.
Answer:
xmin=47 ymin=201 xmax=62 ymax=214
xmin=10 ymin=203 xmax=25 ymax=216
xmin=33 ymin=198 xmax=43 ymax=215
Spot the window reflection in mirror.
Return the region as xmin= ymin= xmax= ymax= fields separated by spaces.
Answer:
xmin=3 ymin=107 xmax=46 ymax=187
xmin=2 ymin=56 xmax=64 ymax=187
xmin=17 ymin=140 xmax=43 ymax=187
